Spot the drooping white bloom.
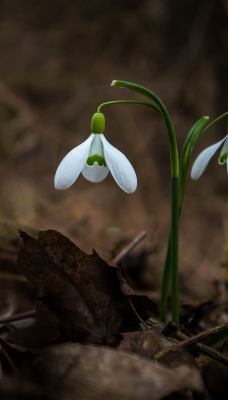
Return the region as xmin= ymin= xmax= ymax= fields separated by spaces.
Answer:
xmin=191 ymin=134 xmax=228 ymax=179
xmin=54 ymin=112 xmax=137 ymax=193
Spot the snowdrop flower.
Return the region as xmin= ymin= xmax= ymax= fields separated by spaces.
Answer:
xmin=54 ymin=112 xmax=137 ymax=193
xmin=191 ymin=134 xmax=228 ymax=179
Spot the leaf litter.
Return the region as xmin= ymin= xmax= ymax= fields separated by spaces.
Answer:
xmin=0 ymin=228 xmax=228 ymax=399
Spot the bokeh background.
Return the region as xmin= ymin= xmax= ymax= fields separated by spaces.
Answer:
xmin=0 ymin=0 xmax=227 ymax=299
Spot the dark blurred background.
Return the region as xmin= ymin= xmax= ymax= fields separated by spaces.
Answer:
xmin=0 ymin=0 xmax=227 ymax=298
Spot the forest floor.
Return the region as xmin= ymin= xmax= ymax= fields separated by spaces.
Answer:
xmin=0 ymin=1 xmax=228 ymax=399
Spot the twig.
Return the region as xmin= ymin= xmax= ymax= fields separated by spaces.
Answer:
xmin=112 ymin=231 xmax=149 ymax=330
xmin=0 ymin=273 xmax=28 ymax=282
xmin=154 ymin=322 xmax=228 ymax=366
xmin=196 ymin=342 xmax=228 ymax=367
xmin=128 ymin=298 xmax=149 ymax=330
xmin=0 ymin=310 xmax=35 ymax=325
xmin=112 ymin=230 xmax=147 ymax=264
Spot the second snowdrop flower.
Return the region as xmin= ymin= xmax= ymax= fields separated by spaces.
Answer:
xmin=191 ymin=134 xmax=228 ymax=179
xmin=54 ymin=112 xmax=137 ymax=193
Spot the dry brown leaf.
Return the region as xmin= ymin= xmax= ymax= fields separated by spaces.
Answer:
xmin=119 ymin=327 xmax=196 ymax=369
xmin=32 ymin=343 xmax=204 ymax=400
xmin=17 ymin=229 xmax=156 ymax=345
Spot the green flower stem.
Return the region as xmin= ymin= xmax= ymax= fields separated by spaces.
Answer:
xmin=161 ymin=111 xmax=228 ymax=323
xmin=161 ymin=117 xmax=209 ymax=323
xmin=171 ymin=176 xmax=180 ymax=324
xmin=112 ymin=80 xmax=180 ymax=325
xmin=160 ymin=178 xmax=180 ymax=323
xmin=97 ymin=100 xmax=160 ymax=113
xmin=160 ymin=234 xmax=171 ymax=323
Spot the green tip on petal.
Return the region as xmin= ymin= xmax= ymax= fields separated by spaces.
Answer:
xmin=86 ymin=154 xmax=105 ymax=166
xmin=219 ymin=152 xmax=228 ymax=164
xmin=91 ymin=112 xmax=105 ymax=134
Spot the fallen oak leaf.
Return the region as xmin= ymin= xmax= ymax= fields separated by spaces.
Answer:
xmin=17 ymin=229 xmax=155 ymax=345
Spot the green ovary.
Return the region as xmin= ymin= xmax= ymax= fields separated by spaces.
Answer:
xmin=91 ymin=113 xmax=105 ymax=134
xmin=86 ymin=154 xmax=105 ymax=166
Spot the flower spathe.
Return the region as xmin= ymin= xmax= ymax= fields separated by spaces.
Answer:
xmin=191 ymin=134 xmax=228 ymax=179
xmin=54 ymin=112 xmax=137 ymax=193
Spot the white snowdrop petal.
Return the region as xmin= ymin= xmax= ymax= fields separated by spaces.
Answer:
xmin=191 ymin=137 xmax=227 ymax=180
xmin=82 ymin=164 xmax=109 ymax=182
xmin=54 ymin=134 xmax=94 ymax=190
xmin=89 ymin=134 xmax=104 ymax=156
xmin=100 ymin=135 xmax=137 ymax=193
